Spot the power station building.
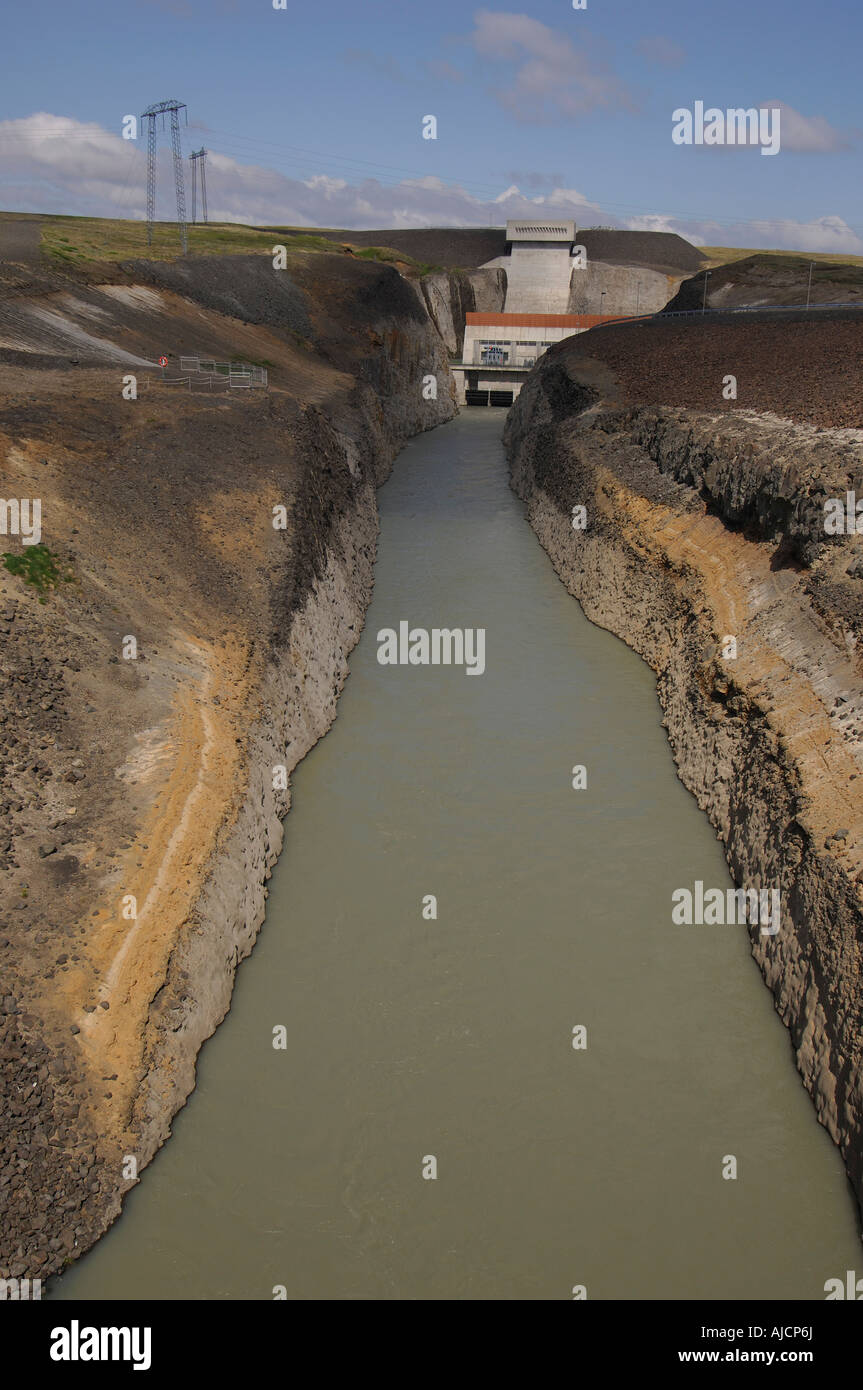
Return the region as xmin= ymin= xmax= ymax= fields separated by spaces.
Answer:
xmin=452 ymin=219 xmax=628 ymax=407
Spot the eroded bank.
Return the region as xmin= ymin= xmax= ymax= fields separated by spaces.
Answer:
xmin=0 ymin=249 xmax=455 ymax=1279
xmin=505 ymin=344 xmax=863 ymax=1213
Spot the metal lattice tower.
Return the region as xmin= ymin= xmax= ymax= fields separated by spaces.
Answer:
xmin=189 ymin=148 xmax=208 ymax=225
xmin=142 ymin=100 xmax=188 ymax=253
xmin=200 ymin=149 xmax=208 ymax=225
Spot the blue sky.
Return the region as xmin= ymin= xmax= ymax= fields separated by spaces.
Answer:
xmin=1 ymin=0 xmax=860 ymax=251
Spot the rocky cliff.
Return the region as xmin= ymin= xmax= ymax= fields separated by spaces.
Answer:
xmin=506 ymin=344 xmax=863 ymax=1212
xmin=415 ymin=267 xmax=506 ymax=356
xmin=0 ymin=249 xmax=456 ymax=1281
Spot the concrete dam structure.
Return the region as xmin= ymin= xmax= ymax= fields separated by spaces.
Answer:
xmin=483 ymin=219 xmax=577 ymax=313
xmin=450 ymin=220 xmax=694 ymax=407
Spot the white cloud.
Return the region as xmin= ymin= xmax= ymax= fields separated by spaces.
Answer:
xmin=1 ymin=113 xmax=859 ymax=255
xmin=0 ymin=113 xmax=139 ymax=178
xmin=0 ymin=114 xmax=150 ymax=220
xmin=760 ymin=101 xmax=853 ymax=153
xmin=625 ymin=213 xmax=704 ymax=243
xmin=546 ymin=187 xmax=604 ymax=213
xmin=0 ymin=114 xmax=607 ymax=229
xmin=626 ymin=210 xmax=863 ymax=255
xmin=743 ymin=214 xmax=863 ymax=254
xmin=469 ymin=9 xmax=635 ymax=121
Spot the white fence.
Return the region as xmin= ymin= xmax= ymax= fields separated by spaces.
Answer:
xmin=155 ymin=357 xmax=269 ymax=390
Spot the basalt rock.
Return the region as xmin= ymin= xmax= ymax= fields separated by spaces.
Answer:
xmin=506 ymin=345 xmax=863 ymax=1215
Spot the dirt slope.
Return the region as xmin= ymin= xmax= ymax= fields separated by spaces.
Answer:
xmin=262 ymin=225 xmax=704 ymax=275
xmin=0 ymin=249 xmax=454 ymax=1281
xmin=667 ymin=254 xmax=863 ymax=312
xmin=570 ymin=312 xmax=863 ymax=429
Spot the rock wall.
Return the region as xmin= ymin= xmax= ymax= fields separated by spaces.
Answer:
xmin=111 ymin=270 xmax=457 ymax=1242
xmin=0 ymin=249 xmax=457 ymax=1280
xmin=131 ymin=475 xmax=379 ymax=1163
xmin=505 ymin=351 xmax=863 ymax=1214
xmin=127 ymin=339 xmax=457 ymax=1172
xmin=415 ymin=268 xmax=506 ymax=357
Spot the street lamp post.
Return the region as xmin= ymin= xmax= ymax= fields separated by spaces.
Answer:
xmin=702 ymin=269 xmax=711 ymax=313
xmin=806 ymin=261 xmax=815 ymax=309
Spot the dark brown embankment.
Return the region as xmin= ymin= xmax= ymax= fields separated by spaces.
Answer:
xmin=506 ymin=334 xmax=863 ymax=1214
xmin=0 ymin=248 xmax=455 ymax=1280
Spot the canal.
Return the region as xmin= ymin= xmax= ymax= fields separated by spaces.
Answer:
xmin=56 ymin=411 xmax=860 ymax=1300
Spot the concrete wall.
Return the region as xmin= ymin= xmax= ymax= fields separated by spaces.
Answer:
xmin=481 ymin=248 xmax=683 ymax=318
xmin=452 ymin=365 xmax=532 ymax=404
xmin=483 ymin=243 xmax=574 ymax=313
xmin=567 ymin=260 xmax=683 ymax=315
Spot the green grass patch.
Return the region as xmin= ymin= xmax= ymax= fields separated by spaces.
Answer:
xmin=278 ymin=232 xmax=351 ymax=254
xmin=31 ymin=213 xmax=439 ymax=275
xmin=2 ymin=545 xmax=73 ymax=601
xmin=353 ymin=245 xmax=441 ymax=277
xmin=701 ymin=245 xmax=863 ymax=270
xmin=355 ymin=245 xmax=405 ymax=263
xmin=38 ymin=214 xmax=287 ymax=264
xmin=34 ymin=214 xmax=409 ymax=268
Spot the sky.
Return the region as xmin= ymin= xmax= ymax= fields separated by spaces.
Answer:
xmin=1 ymin=0 xmax=860 ymax=252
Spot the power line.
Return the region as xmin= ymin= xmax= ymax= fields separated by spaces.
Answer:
xmin=192 ymin=124 xmax=863 ymax=237
xmin=1 ymin=116 xmax=861 ymax=244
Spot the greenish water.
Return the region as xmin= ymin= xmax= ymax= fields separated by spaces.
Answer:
xmin=56 ymin=411 xmax=860 ymax=1300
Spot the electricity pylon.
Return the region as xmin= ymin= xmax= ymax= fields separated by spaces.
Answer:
xmin=190 ymin=148 xmax=208 ymax=226
xmin=142 ymin=100 xmax=188 ymax=253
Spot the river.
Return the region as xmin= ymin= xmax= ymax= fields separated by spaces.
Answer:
xmin=56 ymin=411 xmax=860 ymax=1300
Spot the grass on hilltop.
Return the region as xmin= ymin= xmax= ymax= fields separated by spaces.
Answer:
xmin=39 ymin=214 xmax=345 ymax=264
xmin=699 ymin=245 xmax=863 ymax=270
xmin=4 ymin=211 xmax=859 ymax=278
xmin=25 ymin=212 xmax=438 ymax=274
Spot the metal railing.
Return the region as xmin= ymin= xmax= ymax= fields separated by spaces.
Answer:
xmin=161 ymin=356 xmax=269 ymax=388
xmin=588 ymin=299 xmax=863 ymax=329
